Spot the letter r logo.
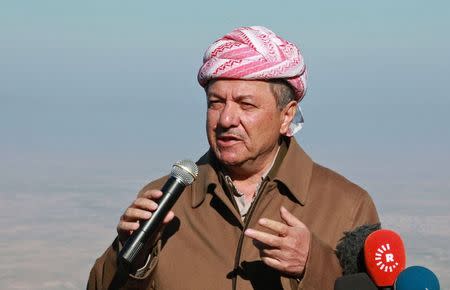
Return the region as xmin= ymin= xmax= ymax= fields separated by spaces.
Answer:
xmin=385 ymin=253 xmax=394 ymax=263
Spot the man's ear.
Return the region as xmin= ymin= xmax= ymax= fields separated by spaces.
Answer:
xmin=279 ymin=101 xmax=297 ymax=135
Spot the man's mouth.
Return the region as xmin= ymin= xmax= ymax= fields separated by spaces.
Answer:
xmin=218 ymin=135 xmax=241 ymax=141
xmin=217 ymin=135 xmax=242 ymax=146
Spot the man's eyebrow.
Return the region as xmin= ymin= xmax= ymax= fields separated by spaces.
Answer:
xmin=206 ymin=93 xmax=257 ymax=100
xmin=234 ymin=94 xmax=255 ymax=100
xmin=206 ymin=92 xmax=224 ymax=99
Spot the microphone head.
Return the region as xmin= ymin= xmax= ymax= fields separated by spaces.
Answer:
xmin=395 ymin=266 xmax=440 ymax=290
xmin=171 ymin=160 xmax=199 ymax=186
xmin=336 ymin=223 xmax=381 ymax=274
xmin=364 ymin=229 xmax=406 ymax=287
xmin=334 ymin=273 xmax=378 ymax=290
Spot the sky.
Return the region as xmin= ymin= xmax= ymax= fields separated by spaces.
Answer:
xmin=0 ymin=0 xmax=449 ymax=289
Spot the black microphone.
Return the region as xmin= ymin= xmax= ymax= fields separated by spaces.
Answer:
xmin=336 ymin=223 xmax=381 ymax=275
xmin=334 ymin=273 xmax=378 ymax=290
xmin=119 ymin=160 xmax=198 ymax=268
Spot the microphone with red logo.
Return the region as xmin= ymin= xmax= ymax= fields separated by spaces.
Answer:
xmin=364 ymin=229 xmax=406 ymax=290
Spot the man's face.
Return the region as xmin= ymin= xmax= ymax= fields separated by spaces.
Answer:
xmin=206 ymin=79 xmax=292 ymax=168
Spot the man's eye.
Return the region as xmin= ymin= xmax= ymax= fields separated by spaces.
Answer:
xmin=241 ymin=102 xmax=256 ymax=109
xmin=208 ymin=100 xmax=223 ymax=108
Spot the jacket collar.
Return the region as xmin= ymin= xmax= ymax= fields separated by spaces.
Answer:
xmin=191 ymin=151 xmax=221 ymax=208
xmin=271 ymin=137 xmax=313 ymax=205
xmin=190 ymin=137 xmax=313 ymax=207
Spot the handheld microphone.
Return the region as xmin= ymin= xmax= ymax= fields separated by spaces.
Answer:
xmin=364 ymin=229 xmax=406 ymax=289
xmin=336 ymin=223 xmax=381 ymax=275
xmin=395 ymin=266 xmax=440 ymax=290
xmin=119 ymin=160 xmax=198 ymax=268
xmin=334 ymin=273 xmax=377 ymax=290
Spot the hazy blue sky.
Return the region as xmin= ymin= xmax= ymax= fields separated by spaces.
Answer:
xmin=0 ymin=0 xmax=449 ymax=289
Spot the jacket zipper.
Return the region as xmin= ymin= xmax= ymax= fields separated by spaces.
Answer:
xmin=231 ymin=177 xmax=269 ymax=290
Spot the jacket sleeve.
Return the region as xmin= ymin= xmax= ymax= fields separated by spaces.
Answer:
xmin=296 ymin=191 xmax=380 ymax=290
xmin=87 ymin=178 xmax=170 ymax=290
xmin=87 ymin=237 xmax=160 ymax=290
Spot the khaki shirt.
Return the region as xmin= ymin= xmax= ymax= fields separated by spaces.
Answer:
xmin=88 ymin=138 xmax=379 ymax=290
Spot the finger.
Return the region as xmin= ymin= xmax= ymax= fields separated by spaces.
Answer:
xmin=260 ymin=247 xmax=282 ymax=259
xmin=259 ymin=218 xmax=289 ymax=237
xmin=117 ymin=220 xmax=140 ymax=243
xmin=280 ymin=206 xmax=304 ymax=227
xmin=244 ymin=228 xmax=281 ymax=247
xmin=138 ymin=189 xmax=163 ymax=199
xmin=261 ymin=256 xmax=283 ymax=272
xmin=117 ymin=220 xmax=140 ymax=232
xmin=119 ymin=210 xmax=175 ymax=232
xmin=251 ymin=238 xmax=275 ymax=251
xmin=133 ymin=197 xmax=159 ymax=212
xmin=261 ymin=255 xmax=303 ymax=276
xmin=122 ymin=207 xmax=152 ymax=221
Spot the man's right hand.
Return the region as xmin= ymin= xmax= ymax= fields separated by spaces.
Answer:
xmin=117 ymin=189 xmax=175 ymax=245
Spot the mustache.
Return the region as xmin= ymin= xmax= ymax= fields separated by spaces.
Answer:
xmin=215 ymin=128 xmax=245 ymax=139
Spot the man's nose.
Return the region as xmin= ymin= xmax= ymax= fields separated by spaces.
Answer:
xmin=218 ymin=102 xmax=240 ymax=128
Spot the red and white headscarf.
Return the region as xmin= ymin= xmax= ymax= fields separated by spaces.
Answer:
xmin=198 ymin=26 xmax=307 ymax=135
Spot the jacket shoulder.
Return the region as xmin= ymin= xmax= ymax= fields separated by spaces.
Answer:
xmin=311 ymin=163 xmax=368 ymax=196
xmin=310 ymin=162 xmax=379 ymax=226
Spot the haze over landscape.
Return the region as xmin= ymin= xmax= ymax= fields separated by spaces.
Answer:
xmin=1 ymin=1 xmax=449 ymax=289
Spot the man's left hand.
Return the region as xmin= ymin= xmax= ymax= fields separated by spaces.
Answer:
xmin=244 ymin=206 xmax=311 ymax=277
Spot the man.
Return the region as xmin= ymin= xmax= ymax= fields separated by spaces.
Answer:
xmin=88 ymin=26 xmax=379 ymax=290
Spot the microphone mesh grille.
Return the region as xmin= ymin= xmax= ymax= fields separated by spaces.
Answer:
xmin=171 ymin=160 xmax=198 ymax=186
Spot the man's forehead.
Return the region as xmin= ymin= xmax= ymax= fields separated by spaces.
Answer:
xmin=206 ymin=79 xmax=273 ymax=98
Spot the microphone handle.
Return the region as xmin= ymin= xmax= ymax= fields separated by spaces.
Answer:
xmin=119 ymin=176 xmax=185 ymax=267
xmin=334 ymin=273 xmax=378 ymax=290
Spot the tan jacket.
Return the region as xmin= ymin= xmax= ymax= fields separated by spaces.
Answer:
xmin=88 ymin=138 xmax=379 ymax=290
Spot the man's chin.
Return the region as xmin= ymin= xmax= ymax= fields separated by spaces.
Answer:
xmin=220 ymin=159 xmax=244 ymax=167
xmin=214 ymin=151 xmax=246 ymax=167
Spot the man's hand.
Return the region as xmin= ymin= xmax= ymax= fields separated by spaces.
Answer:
xmin=244 ymin=206 xmax=311 ymax=277
xmin=117 ymin=189 xmax=175 ymax=244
